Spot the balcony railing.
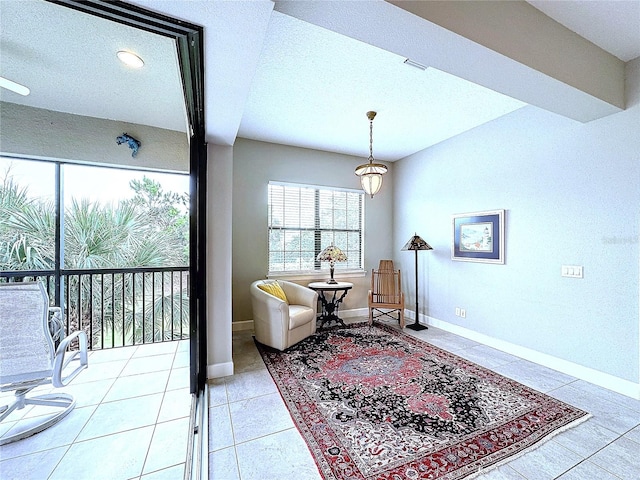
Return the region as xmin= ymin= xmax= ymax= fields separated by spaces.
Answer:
xmin=1 ymin=267 xmax=189 ymax=350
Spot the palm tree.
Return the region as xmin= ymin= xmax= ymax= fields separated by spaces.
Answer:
xmin=1 ymin=169 xmax=190 ymax=349
xmin=0 ymin=173 xmax=55 ymax=270
xmin=63 ymin=198 xmax=189 ymax=347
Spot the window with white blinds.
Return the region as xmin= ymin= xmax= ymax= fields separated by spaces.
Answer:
xmin=268 ymin=182 xmax=364 ymax=275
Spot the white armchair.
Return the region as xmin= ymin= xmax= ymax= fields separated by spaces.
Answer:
xmin=250 ymin=280 xmax=318 ymax=351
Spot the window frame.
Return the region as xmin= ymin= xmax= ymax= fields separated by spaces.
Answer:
xmin=267 ymin=181 xmax=365 ymax=279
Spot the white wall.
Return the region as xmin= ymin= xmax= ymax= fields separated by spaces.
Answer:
xmin=393 ymin=58 xmax=640 ymax=395
xmin=231 ymin=138 xmax=394 ymax=323
xmin=206 ymin=144 xmax=234 ymax=377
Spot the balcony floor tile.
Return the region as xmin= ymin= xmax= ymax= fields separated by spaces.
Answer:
xmin=143 ymin=416 xmax=191 ymax=475
xmin=102 ymin=371 xmax=170 ymax=403
xmin=121 ymin=353 xmax=176 ymax=377
xmin=50 ymin=426 xmax=155 ymax=480
xmin=0 ymin=340 xmax=190 ymax=480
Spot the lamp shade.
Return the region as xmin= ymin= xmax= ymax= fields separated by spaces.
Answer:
xmin=317 ymin=244 xmax=347 ymax=265
xmin=401 ymin=234 xmax=433 ymax=251
xmin=356 ymin=166 xmax=385 ymax=197
xmin=317 ymin=243 xmax=347 ymax=284
xmin=354 ymin=111 xmax=388 ymax=198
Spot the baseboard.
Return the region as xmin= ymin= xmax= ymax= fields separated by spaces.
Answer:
xmin=340 ymin=308 xmax=369 ymax=318
xmin=232 ymin=320 xmax=254 ymax=332
xmin=417 ymin=313 xmax=640 ymax=400
xmin=207 ymin=361 xmax=233 ymax=378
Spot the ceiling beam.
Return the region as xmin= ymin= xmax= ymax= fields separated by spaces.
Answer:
xmin=275 ymin=0 xmax=624 ymax=122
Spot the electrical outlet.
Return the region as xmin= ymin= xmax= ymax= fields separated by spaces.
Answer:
xmin=460 ymin=309 xmax=466 ymax=318
xmin=455 ymin=307 xmax=461 ymax=316
xmin=561 ymin=265 xmax=584 ymax=278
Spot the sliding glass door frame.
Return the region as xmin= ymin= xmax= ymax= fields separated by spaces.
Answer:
xmin=48 ymin=0 xmax=208 ymax=395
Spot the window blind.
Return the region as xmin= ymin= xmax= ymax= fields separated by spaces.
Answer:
xmin=268 ymin=182 xmax=364 ymax=274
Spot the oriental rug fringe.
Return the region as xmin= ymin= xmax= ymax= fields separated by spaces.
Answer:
xmin=255 ymin=322 xmax=590 ymax=480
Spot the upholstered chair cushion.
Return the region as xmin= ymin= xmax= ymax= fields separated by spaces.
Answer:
xmin=257 ymin=280 xmax=288 ymax=303
xmin=250 ymin=279 xmax=318 ymax=351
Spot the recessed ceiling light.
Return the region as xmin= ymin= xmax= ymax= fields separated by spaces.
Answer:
xmin=117 ymin=50 xmax=144 ymax=69
xmin=0 ymin=76 xmax=30 ymax=96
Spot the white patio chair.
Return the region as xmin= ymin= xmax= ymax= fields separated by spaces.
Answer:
xmin=0 ymin=281 xmax=88 ymax=445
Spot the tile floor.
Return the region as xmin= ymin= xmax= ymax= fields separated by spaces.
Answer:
xmin=208 ymin=316 xmax=640 ymax=480
xmin=0 ymin=340 xmax=191 ymax=480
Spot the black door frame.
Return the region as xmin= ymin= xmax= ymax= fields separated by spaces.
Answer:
xmin=48 ymin=0 xmax=207 ymax=395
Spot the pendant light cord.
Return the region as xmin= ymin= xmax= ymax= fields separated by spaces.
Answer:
xmin=369 ymin=117 xmax=374 ymax=163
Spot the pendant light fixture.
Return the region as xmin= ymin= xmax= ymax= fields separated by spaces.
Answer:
xmin=355 ymin=111 xmax=388 ymax=198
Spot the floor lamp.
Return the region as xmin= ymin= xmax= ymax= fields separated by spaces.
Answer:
xmin=402 ymin=233 xmax=433 ymax=331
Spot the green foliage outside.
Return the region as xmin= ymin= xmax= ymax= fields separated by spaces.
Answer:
xmin=0 ymin=168 xmax=190 ymax=348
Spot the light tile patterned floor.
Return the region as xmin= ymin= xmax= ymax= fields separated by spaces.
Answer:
xmin=0 ymin=340 xmax=191 ymax=480
xmin=208 ymin=317 xmax=640 ymax=480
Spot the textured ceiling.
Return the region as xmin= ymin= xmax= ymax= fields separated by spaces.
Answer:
xmin=1 ymin=0 xmax=638 ymax=162
xmin=0 ymin=0 xmax=186 ymax=133
xmin=237 ymin=11 xmax=526 ymax=161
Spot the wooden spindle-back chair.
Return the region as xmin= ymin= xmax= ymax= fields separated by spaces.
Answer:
xmin=368 ymin=260 xmax=405 ymax=328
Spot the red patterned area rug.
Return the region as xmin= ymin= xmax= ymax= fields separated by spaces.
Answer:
xmin=255 ymin=322 xmax=590 ymax=480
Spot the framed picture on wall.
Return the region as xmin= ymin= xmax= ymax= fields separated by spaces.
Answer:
xmin=452 ymin=209 xmax=505 ymax=264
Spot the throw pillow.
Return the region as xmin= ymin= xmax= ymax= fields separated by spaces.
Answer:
xmin=257 ymin=281 xmax=288 ymax=303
